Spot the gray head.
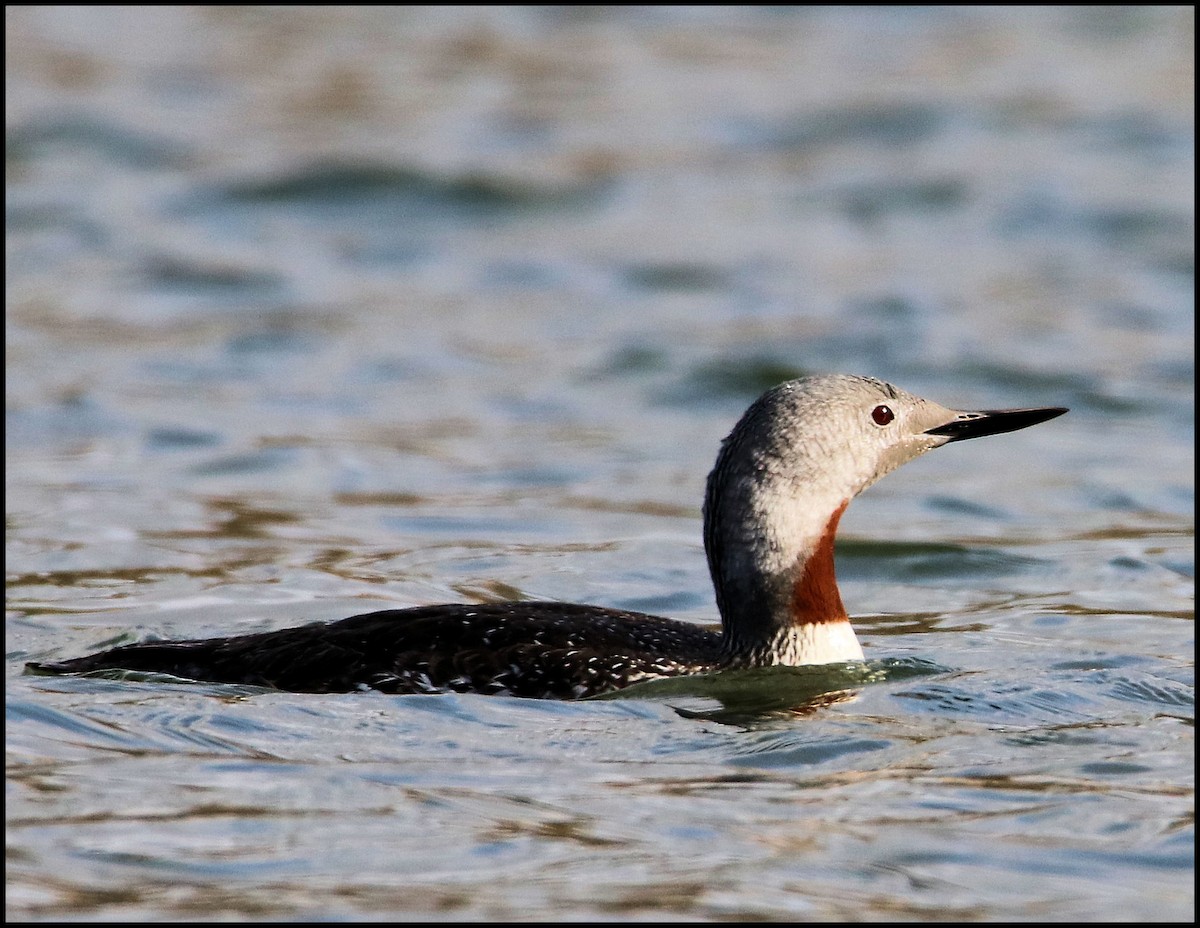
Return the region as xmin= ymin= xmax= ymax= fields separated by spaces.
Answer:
xmin=703 ymin=374 xmax=1067 ymax=662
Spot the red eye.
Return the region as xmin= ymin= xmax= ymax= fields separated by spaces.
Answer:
xmin=871 ymin=404 xmax=894 ymax=426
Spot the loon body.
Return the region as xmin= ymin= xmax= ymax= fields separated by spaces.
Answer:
xmin=28 ymin=375 xmax=1067 ymax=699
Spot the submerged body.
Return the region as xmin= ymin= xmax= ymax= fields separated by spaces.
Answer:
xmin=29 ymin=375 xmax=1067 ymax=699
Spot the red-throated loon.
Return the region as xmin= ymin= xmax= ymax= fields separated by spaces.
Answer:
xmin=27 ymin=374 xmax=1067 ymax=699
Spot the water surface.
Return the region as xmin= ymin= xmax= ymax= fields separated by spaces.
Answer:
xmin=6 ymin=6 xmax=1193 ymax=921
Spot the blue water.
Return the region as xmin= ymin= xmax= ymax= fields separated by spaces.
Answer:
xmin=6 ymin=6 xmax=1193 ymax=921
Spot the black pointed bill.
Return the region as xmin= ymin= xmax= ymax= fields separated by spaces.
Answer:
xmin=924 ymin=406 xmax=1068 ymax=442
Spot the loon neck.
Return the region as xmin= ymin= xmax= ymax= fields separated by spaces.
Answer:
xmin=709 ymin=494 xmax=864 ymax=666
xmin=789 ymin=500 xmax=850 ymax=628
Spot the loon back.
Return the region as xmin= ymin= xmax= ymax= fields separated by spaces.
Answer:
xmin=28 ymin=602 xmax=725 ymax=699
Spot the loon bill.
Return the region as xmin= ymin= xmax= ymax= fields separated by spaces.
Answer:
xmin=27 ymin=374 xmax=1067 ymax=700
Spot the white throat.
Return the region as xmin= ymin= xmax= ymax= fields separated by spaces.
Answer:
xmin=751 ymin=619 xmax=865 ymax=667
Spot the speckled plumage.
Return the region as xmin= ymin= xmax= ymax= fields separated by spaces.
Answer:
xmin=28 ymin=375 xmax=1067 ymax=699
xmin=33 ymin=603 xmax=725 ymax=699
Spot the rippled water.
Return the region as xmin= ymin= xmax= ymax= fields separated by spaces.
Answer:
xmin=6 ymin=6 xmax=1194 ymax=921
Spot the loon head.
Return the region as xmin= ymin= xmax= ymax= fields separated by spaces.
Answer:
xmin=703 ymin=373 xmax=1067 ymax=665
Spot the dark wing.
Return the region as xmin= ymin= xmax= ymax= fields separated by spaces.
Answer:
xmin=27 ymin=602 xmax=723 ymax=698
